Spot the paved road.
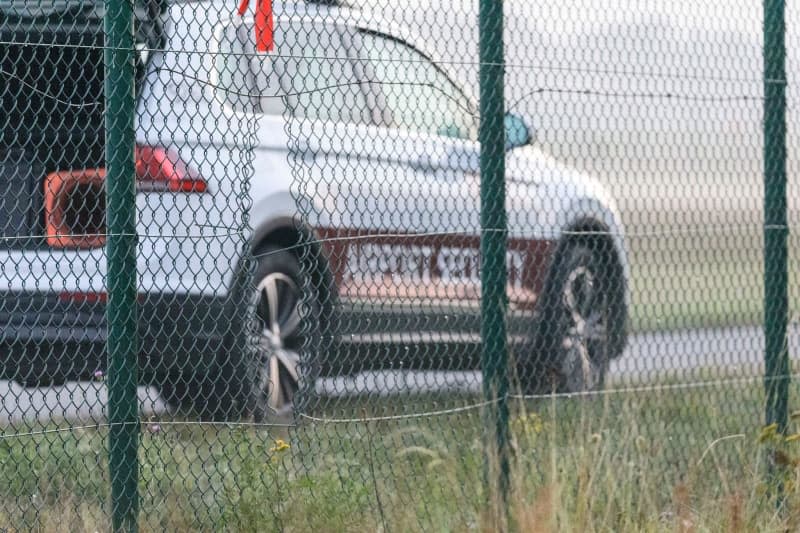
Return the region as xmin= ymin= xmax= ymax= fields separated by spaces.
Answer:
xmin=317 ymin=324 xmax=800 ymax=397
xmin=0 ymin=381 xmax=168 ymax=426
xmin=609 ymin=324 xmax=799 ymax=382
xmin=1 ymin=324 xmax=797 ymax=425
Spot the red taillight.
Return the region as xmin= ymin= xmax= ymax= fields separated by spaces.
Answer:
xmin=135 ymin=144 xmax=208 ymax=193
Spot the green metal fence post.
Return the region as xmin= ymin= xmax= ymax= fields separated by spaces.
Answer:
xmin=479 ymin=0 xmax=510 ymax=522
xmin=763 ymin=0 xmax=789 ymax=438
xmin=105 ymin=0 xmax=140 ymax=530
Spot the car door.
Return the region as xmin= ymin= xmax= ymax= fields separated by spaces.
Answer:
xmin=245 ymin=18 xmax=485 ymax=340
xmin=334 ymin=27 xmax=485 ymax=315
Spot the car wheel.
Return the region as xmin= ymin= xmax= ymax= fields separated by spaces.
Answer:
xmin=240 ymin=247 xmax=319 ymax=423
xmin=522 ymin=241 xmax=624 ymax=394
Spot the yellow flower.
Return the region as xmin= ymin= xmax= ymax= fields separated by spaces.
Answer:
xmin=269 ymin=438 xmax=290 ymax=453
xmin=759 ymin=423 xmax=779 ymax=443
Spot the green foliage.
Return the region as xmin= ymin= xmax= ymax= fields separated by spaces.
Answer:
xmin=0 ymin=381 xmax=798 ymax=531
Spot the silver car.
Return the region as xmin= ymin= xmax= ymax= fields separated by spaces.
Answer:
xmin=0 ymin=0 xmax=628 ymax=420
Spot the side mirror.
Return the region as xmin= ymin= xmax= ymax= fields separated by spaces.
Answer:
xmin=504 ymin=113 xmax=533 ymax=150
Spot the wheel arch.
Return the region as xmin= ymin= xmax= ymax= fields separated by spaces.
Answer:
xmin=250 ymin=217 xmax=338 ymax=326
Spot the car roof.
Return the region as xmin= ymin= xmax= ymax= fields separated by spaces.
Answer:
xmin=167 ymin=0 xmax=478 ymax=105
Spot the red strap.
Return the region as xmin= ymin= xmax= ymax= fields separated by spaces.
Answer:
xmin=255 ymin=0 xmax=274 ymax=52
xmin=238 ymin=0 xmax=273 ymax=52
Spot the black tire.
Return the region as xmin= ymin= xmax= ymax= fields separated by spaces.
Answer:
xmin=519 ymin=239 xmax=627 ymax=394
xmin=158 ymin=351 xmax=232 ymax=419
xmin=219 ymin=246 xmax=320 ymax=423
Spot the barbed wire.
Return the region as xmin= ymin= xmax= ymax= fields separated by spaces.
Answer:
xmin=510 ymin=371 xmax=800 ymax=402
xmin=0 ymin=370 xmax=792 ymax=436
xmin=5 ymin=62 xmax=767 ymax=121
xmin=505 ymin=87 xmax=765 ymax=111
xmin=0 ymin=222 xmax=793 ymax=253
xmin=0 ymin=64 xmax=477 ymax=114
xmin=0 ymin=38 xmax=778 ymax=85
xmin=159 ymin=67 xmax=482 ymax=116
xmin=296 ymin=372 xmax=800 ymax=424
xmin=0 ymin=418 xmax=295 ymax=440
xmin=0 ymin=67 xmax=102 ymax=108
xmin=293 ymin=372 xmax=800 ymax=425
xmin=298 ymin=399 xmax=499 ymax=423
xmin=0 ymin=231 xmax=246 ymax=242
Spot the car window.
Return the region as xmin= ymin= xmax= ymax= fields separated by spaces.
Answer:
xmin=215 ymin=21 xmax=265 ymax=113
xmin=248 ymin=20 xmax=373 ymax=124
xmin=356 ymin=30 xmax=477 ymax=141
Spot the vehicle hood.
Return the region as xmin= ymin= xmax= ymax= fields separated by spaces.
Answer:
xmin=507 ymin=145 xmax=610 ymax=200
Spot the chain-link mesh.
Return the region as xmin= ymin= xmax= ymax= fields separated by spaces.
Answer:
xmin=0 ymin=0 xmax=262 ymax=528
xmin=1 ymin=0 xmax=799 ymax=530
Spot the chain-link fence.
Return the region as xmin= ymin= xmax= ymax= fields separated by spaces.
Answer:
xmin=1 ymin=0 xmax=799 ymax=530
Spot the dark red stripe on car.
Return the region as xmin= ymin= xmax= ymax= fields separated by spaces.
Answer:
xmin=315 ymin=227 xmax=555 ymax=309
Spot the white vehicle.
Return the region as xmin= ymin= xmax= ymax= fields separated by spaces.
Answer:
xmin=0 ymin=0 xmax=628 ymax=420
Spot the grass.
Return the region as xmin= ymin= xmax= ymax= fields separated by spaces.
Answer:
xmin=1 ymin=378 xmax=800 ymax=531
